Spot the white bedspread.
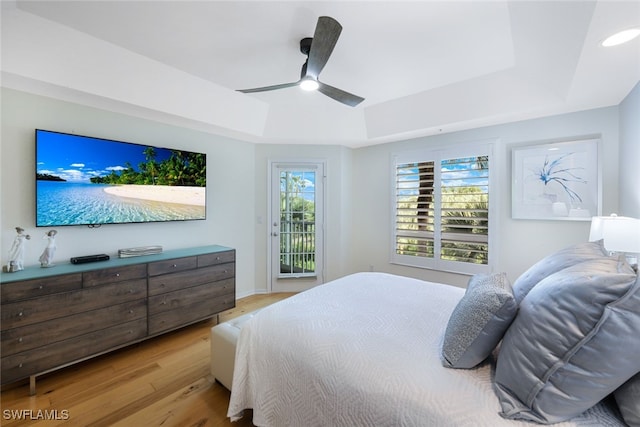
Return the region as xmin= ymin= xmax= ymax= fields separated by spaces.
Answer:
xmin=228 ymin=272 xmax=623 ymax=426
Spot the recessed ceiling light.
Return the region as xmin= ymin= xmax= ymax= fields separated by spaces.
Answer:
xmin=602 ymin=28 xmax=640 ymax=47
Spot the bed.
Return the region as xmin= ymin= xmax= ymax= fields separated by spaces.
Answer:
xmin=227 ymin=267 xmax=636 ymax=426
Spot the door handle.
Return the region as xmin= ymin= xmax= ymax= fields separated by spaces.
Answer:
xmin=271 ymin=232 xmax=279 ymax=236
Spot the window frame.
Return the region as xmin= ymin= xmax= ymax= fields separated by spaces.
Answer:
xmin=390 ymin=142 xmax=496 ymax=275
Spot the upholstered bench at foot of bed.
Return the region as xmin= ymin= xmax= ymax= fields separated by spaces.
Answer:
xmin=210 ymin=309 xmax=261 ymax=390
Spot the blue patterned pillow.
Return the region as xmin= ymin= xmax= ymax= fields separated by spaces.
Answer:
xmin=441 ymin=273 xmax=517 ymax=369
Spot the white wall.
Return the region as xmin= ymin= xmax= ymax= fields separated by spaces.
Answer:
xmin=619 ymin=81 xmax=640 ymax=218
xmin=0 ymin=88 xmax=257 ymax=297
xmin=350 ymin=106 xmax=621 ymax=287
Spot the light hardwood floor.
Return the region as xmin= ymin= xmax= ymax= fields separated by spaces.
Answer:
xmin=0 ymin=292 xmax=295 ymax=427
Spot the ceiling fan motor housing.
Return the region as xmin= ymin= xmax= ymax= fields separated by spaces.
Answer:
xmin=300 ymin=37 xmax=313 ymax=55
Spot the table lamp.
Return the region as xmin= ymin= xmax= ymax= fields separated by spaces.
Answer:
xmin=589 ymin=214 xmax=640 ymax=270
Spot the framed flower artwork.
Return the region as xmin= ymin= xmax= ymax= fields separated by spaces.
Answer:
xmin=512 ymin=138 xmax=601 ymax=220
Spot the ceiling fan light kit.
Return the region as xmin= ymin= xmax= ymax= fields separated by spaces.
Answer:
xmin=300 ymin=78 xmax=319 ymax=91
xmin=237 ymin=16 xmax=364 ymax=107
xmin=601 ymin=28 xmax=640 ymax=47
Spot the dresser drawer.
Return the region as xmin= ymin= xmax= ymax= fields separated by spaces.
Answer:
xmin=148 ymin=264 xmax=235 ymax=296
xmin=147 ymin=256 xmax=198 ymax=277
xmin=83 ymin=264 xmax=147 ymax=287
xmin=1 ymin=279 xmax=147 ymax=330
xmin=148 ymin=278 xmax=234 ymax=315
xmin=197 ymin=250 xmax=235 ymax=267
xmin=1 ymin=299 xmax=147 ymax=357
xmin=1 ymin=318 xmax=147 ymax=384
xmin=149 ymin=292 xmax=234 ymax=335
xmin=1 ymin=273 xmax=82 ymax=303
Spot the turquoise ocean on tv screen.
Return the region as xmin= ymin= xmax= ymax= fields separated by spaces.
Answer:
xmin=36 ymin=181 xmax=205 ymax=226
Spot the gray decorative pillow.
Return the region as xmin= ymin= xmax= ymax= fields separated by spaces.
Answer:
xmin=615 ymin=372 xmax=640 ymax=427
xmin=441 ymin=272 xmax=517 ymax=369
xmin=512 ymin=240 xmax=607 ymax=304
xmin=495 ymin=256 xmax=639 ymax=424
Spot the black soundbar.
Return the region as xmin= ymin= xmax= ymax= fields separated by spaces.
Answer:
xmin=70 ymin=254 xmax=110 ymax=264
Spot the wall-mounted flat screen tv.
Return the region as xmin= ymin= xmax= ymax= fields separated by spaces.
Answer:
xmin=36 ymin=129 xmax=206 ymax=227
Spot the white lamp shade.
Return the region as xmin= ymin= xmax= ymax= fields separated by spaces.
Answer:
xmin=589 ymin=216 xmax=640 ymax=253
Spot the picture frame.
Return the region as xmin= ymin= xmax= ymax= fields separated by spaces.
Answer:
xmin=512 ymin=138 xmax=601 ymax=221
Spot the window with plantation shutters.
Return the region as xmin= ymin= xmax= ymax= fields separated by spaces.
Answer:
xmin=392 ymin=144 xmax=493 ymax=274
xmin=395 ymin=161 xmax=436 ymax=259
xmin=440 ymin=156 xmax=489 ymax=265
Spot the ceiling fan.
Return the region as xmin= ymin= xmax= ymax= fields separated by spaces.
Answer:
xmin=237 ymin=16 xmax=364 ymax=107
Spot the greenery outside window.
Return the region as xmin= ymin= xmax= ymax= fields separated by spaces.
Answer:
xmin=392 ymin=144 xmax=494 ymax=274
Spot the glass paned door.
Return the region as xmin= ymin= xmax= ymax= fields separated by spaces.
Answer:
xmin=279 ymin=170 xmax=316 ymax=277
xmin=270 ymin=162 xmax=324 ymax=292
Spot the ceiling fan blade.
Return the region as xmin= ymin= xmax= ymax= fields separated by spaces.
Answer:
xmin=237 ymin=81 xmax=299 ymax=93
xmin=317 ymin=81 xmax=364 ymax=107
xmin=306 ymin=16 xmax=342 ymax=79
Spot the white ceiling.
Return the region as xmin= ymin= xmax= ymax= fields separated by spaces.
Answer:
xmin=2 ymin=1 xmax=639 ymax=147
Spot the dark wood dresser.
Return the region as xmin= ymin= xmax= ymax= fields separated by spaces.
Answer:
xmin=0 ymin=245 xmax=235 ymax=394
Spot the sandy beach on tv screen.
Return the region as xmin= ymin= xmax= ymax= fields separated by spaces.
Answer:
xmin=103 ymin=185 xmax=205 ymax=206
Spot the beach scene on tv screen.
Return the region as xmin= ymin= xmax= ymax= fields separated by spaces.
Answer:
xmin=36 ymin=132 xmax=206 ymax=226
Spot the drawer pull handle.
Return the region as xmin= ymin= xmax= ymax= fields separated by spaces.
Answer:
xmin=173 ymin=264 xmax=177 ymax=268
xmin=216 ymin=256 xmax=221 ymax=261
xmin=38 ymin=285 xmax=43 ymax=290
xmin=129 ymin=310 xmax=134 ymax=314
xmin=116 ymin=273 xmax=120 ymax=277
xmin=18 ymin=311 xmax=23 ymax=317
xmin=18 ymin=337 xmax=23 ymax=343
xmin=129 ymin=289 xmax=135 ymax=294
xmin=161 ymin=300 xmax=167 ymax=305
xmin=160 ymin=283 xmax=166 ymax=288
xmin=18 ymin=363 xmax=23 ymax=368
